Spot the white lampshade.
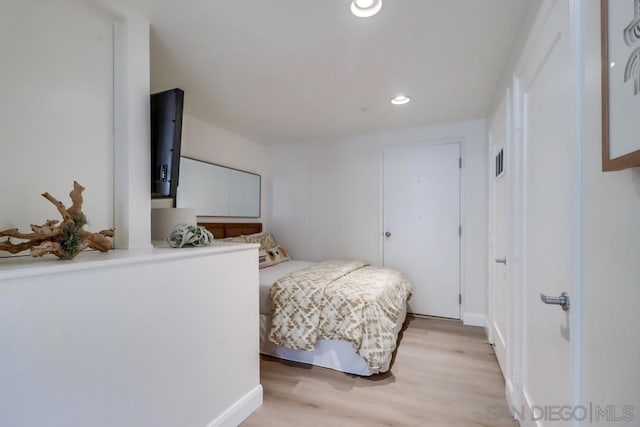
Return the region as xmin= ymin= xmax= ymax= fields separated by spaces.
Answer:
xmin=151 ymin=208 xmax=197 ymax=241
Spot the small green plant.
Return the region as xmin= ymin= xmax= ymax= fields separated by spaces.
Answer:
xmin=167 ymin=223 xmax=214 ymax=248
xmin=59 ymin=213 xmax=87 ymax=259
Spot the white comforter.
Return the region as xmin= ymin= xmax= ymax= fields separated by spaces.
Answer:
xmin=258 ymin=260 xmax=315 ymax=314
xmin=268 ymin=260 xmax=412 ymax=373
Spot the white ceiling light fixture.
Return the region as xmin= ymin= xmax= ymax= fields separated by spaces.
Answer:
xmin=391 ymin=95 xmax=411 ymax=105
xmin=351 ymin=0 xmax=382 ymax=18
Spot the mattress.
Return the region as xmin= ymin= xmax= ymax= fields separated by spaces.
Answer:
xmin=259 ymin=259 xmax=315 ymax=314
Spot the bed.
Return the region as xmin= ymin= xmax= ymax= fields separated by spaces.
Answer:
xmin=199 ymin=222 xmax=412 ymax=376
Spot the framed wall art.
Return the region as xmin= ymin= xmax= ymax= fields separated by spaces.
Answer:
xmin=601 ymin=0 xmax=640 ymax=171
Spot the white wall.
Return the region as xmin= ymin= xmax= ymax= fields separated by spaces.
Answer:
xmin=0 ymin=246 xmax=262 ymax=427
xmin=489 ymin=0 xmax=543 ymax=114
xmin=110 ymin=0 xmax=153 ymax=249
xmin=0 ymin=0 xmax=115 ymax=238
xmin=0 ymin=0 xmax=152 ymax=252
xmin=580 ymin=0 xmax=640 ymax=417
xmin=266 ymin=119 xmax=488 ymax=324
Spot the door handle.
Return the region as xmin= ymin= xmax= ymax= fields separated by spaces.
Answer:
xmin=495 ymin=257 xmax=507 ymax=265
xmin=384 ymin=231 xmax=391 ymax=238
xmin=540 ymin=292 xmax=570 ymax=311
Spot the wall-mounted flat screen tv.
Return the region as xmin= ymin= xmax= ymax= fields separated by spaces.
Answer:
xmin=150 ymin=88 xmax=184 ymax=198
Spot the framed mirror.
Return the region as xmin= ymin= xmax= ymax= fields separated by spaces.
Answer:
xmin=176 ymin=156 xmax=261 ymax=217
xmin=601 ymin=0 xmax=640 ymax=171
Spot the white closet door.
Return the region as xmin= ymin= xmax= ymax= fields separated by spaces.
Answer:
xmin=383 ymin=142 xmax=461 ymax=318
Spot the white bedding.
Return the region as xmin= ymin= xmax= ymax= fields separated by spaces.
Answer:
xmin=260 ymin=304 xmax=407 ymax=376
xmin=258 ymin=259 xmax=407 ymax=375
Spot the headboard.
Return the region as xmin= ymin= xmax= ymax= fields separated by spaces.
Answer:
xmin=198 ymin=222 xmax=262 ymax=239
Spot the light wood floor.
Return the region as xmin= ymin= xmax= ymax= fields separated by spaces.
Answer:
xmin=242 ymin=316 xmax=517 ymax=427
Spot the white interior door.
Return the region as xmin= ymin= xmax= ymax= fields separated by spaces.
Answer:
xmin=514 ymin=0 xmax=579 ymax=424
xmin=489 ymin=111 xmax=508 ymax=374
xmin=383 ymin=142 xmax=460 ymax=318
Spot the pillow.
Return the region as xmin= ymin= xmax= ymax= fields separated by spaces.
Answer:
xmin=259 ymin=245 xmax=290 ymax=269
xmin=245 ymin=231 xmax=278 ymax=250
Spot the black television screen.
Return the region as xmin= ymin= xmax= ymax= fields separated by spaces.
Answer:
xmin=150 ymin=88 xmax=184 ymax=198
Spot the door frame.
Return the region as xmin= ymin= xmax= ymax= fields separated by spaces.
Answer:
xmin=487 ymin=89 xmax=513 ymax=377
xmin=379 ymin=138 xmax=463 ymax=320
xmin=507 ymin=0 xmax=584 ymax=419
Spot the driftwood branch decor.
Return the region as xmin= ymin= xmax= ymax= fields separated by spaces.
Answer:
xmin=0 ymin=181 xmax=114 ymax=259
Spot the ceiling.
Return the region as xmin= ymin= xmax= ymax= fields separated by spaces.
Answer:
xmin=121 ymin=0 xmax=531 ymax=145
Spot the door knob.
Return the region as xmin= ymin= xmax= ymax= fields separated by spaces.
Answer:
xmin=540 ymin=292 xmax=570 ymax=311
xmin=385 ymin=231 xmax=391 ymax=237
xmin=495 ymin=257 xmax=507 ymax=265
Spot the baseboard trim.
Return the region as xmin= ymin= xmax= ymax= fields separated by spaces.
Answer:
xmin=462 ymin=312 xmax=486 ymax=327
xmin=484 ymin=316 xmax=493 ymax=342
xmin=505 ymin=379 xmax=516 ymax=409
xmin=516 ymin=389 xmax=544 ymax=427
xmin=207 ymin=385 xmax=263 ymax=427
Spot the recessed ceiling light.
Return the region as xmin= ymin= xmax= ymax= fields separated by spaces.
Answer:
xmin=391 ymin=95 xmax=411 ymax=105
xmin=351 ymin=0 xmax=382 ymax=18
